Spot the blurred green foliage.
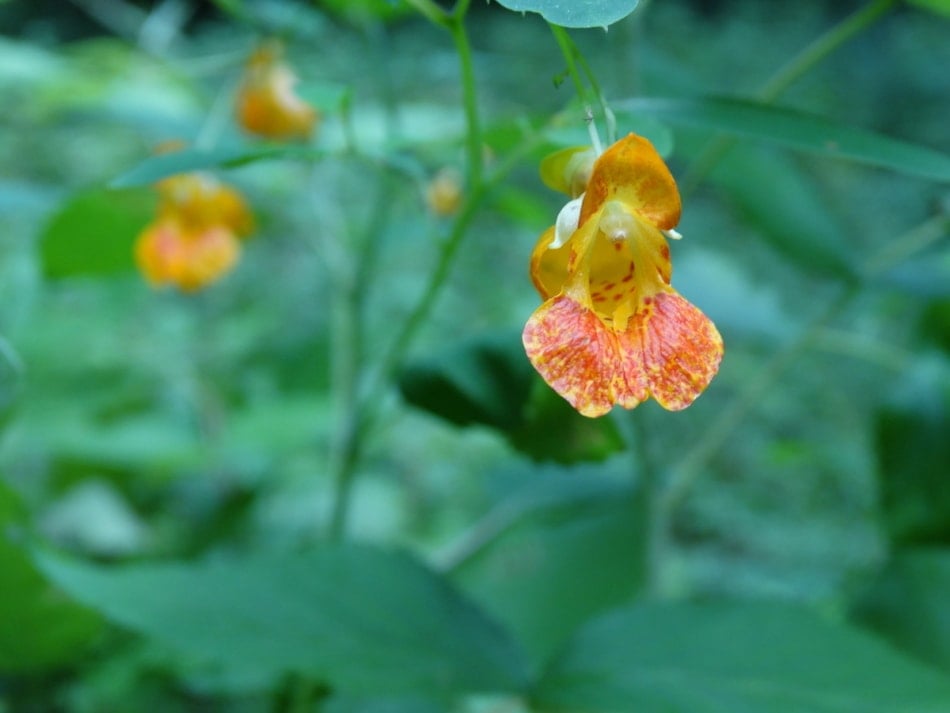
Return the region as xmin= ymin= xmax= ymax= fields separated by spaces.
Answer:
xmin=1 ymin=0 xmax=950 ymax=711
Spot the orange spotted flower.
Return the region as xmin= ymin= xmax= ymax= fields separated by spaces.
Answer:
xmin=135 ymin=173 xmax=254 ymax=292
xmin=236 ymin=41 xmax=317 ymax=141
xmin=523 ymin=133 xmax=723 ymax=417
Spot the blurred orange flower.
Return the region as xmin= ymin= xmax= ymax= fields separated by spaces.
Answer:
xmin=135 ymin=173 xmax=254 ymax=292
xmin=523 ymin=134 xmax=723 ymax=417
xmin=236 ymin=41 xmax=317 ymax=141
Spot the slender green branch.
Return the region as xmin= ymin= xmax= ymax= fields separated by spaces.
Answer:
xmin=452 ymin=0 xmax=472 ymax=20
xmin=681 ymin=0 xmax=898 ymax=197
xmin=550 ymin=24 xmax=589 ymax=102
xmin=327 ymin=175 xmax=394 ymax=541
xmin=327 ymin=7 xmax=491 ymax=538
xmin=450 ymin=18 xmax=484 ymax=187
xmin=758 ymin=0 xmax=899 ymax=102
xmin=405 ymin=0 xmax=450 ymax=27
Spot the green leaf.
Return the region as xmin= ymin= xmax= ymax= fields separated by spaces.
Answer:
xmin=451 ymin=472 xmax=647 ymax=664
xmin=905 ymin=0 xmax=950 ymax=18
xmin=491 ymin=0 xmax=641 ymax=28
xmin=853 ymin=548 xmax=950 ymax=673
xmin=533 ymin=600 xmax=950 ymax=712
xmin=508 ymin=382 xmax=625 ymax=464
xmin=709 ymin=146 xmax=856 ymax=278
xmin=39 ymin=187 xmax=155 ymax=278
xmin=110 ymin=145 xmax=320 ymax=188
xmin=398 ymin=330 xmax=536 ymax=431
xmin=0 ymin=482 xmax=101 ymax=672
xmin=34 ymin=544 xmax=531 ymax=696
xmin=618 ymin=96 xmax=950 ymax=182
xmin=875 ymin=390 xmax=950 ymax=545
xmin=398 ymin=332 xmax=624 ymax=463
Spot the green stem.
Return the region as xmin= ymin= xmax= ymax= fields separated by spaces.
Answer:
xmin=681 ymin=0 xmax=897 ymax=197
xmin=404 ymin=0 xmax=450 ymax=27
xmin=758 ymin=0 xmax=898 ymax=102
xmin=327 ymin=8 xmax=488 ymax=539
xmin=327 ymin=177 xmax=393 ymax=541
xmin=550 ymin=24 xmax=589 ymax=103
xmin=450 ymin=18 xmax=483 ymax=187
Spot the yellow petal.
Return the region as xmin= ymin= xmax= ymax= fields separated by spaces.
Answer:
xmin=539 ymin=146 xmax=597 ymax=198
xmin=581 ymin=133 xmax=681 ymax=230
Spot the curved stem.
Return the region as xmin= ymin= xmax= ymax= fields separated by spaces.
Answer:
xmin=328 ymin=7 xmax=488 ymax=539
xmin=550 ymin=24 xmax=589 ymax=102
xmin=450 ymin=18 xmax=483 ymax=186
xmin=681 ymin=0 xmax=898 ymax=197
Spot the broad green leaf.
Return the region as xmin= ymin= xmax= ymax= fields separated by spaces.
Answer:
xmin=39 ymin=187 xmax=154 ymax=278
xmin=618 ymin=97 xmax=950 ymax=182
xmin=533 ymin=600 xmax=950 ymax=712
xmin=508 ymin=382 xmax=624 ymax=463
xmin=491 ymin=0 xmax=641 ymax=28
xmin=853 ymin=548 xmax=950 ymax=672
xmin=451 ymin=472 xmax=647 ymax=663
xmin=398 ymin=332 xmax=624 ymax=462
xmin=110 ymin=145 xmax=320 ymax=188
xmin=906 ymin=0 xmax=950 ymax=18
xmin=709 ymin=146 xmax=856 ymax=278
xmin=34 ymin=544 xmax=531 ymax=696
xmin=0 ymin=482 xmax=101 ymax=672
xmin=398 ymin=331 xmax=535 ymax=431
xmin=875 ymin=386 xmax=950 ymax=545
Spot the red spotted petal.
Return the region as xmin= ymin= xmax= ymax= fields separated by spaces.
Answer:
xmin=619 ymin=290 xmax=723 ymax=411
xmin=523 ymin=295 xmax=648 ymax=418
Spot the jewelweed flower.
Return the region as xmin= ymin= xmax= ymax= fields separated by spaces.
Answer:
xmin=236 ymin=41 xmax=317 ymax=141
xmin=523 ymin=133 xmax=723 ymax=417
xmin=135 ymin=173 xmax=254 ymax=292
xmin=425 ymin=167 xmax=463 ymax=217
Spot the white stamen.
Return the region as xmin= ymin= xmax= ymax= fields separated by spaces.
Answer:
xmin=599 ymin=201 xmax=638 ymax=243
xmin=551 ymin=195 xmax=583 ymax=249
xmin=663 ymin=228 xmax=683 ymax=240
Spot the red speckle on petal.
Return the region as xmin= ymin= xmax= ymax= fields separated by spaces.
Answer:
xmin=523 ymin=295 xmax=647 ymax=417
xmin=619 ymin=290 xmax=723 ymax=411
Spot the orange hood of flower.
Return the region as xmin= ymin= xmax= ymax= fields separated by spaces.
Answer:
xmin=236 ymin=43 xmax=318 ymax=141
xmin=523 ymin=133 xmax=723 ymax=417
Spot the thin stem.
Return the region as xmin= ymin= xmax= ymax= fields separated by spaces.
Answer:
xmin=405 ymin=0 xmax=450 ymax=27
xmin=327 ymin=7 xmax=491 ymax=539
xmin=550 ymin=24 xmax=589 ymax=103
xmin=327 ymin=178 xmax=393 ymax=541
xmin=681 ymin=0 xmax=897 ymax=197
xmin=758 ymin=0 xmax=898 ymax=102
xmin=450 ymin=18 xmax=484 ymax=187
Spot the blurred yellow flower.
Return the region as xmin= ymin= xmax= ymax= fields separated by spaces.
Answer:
xmin=236 ymin=41 xmax=317 ymax=141
xmin=524 ymin=134 xmax=723 ymax=417
xmin=425 ymin=168 xmax=463 ymax=217
xmin=135 ymin=173 xmax=254 ymax=292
